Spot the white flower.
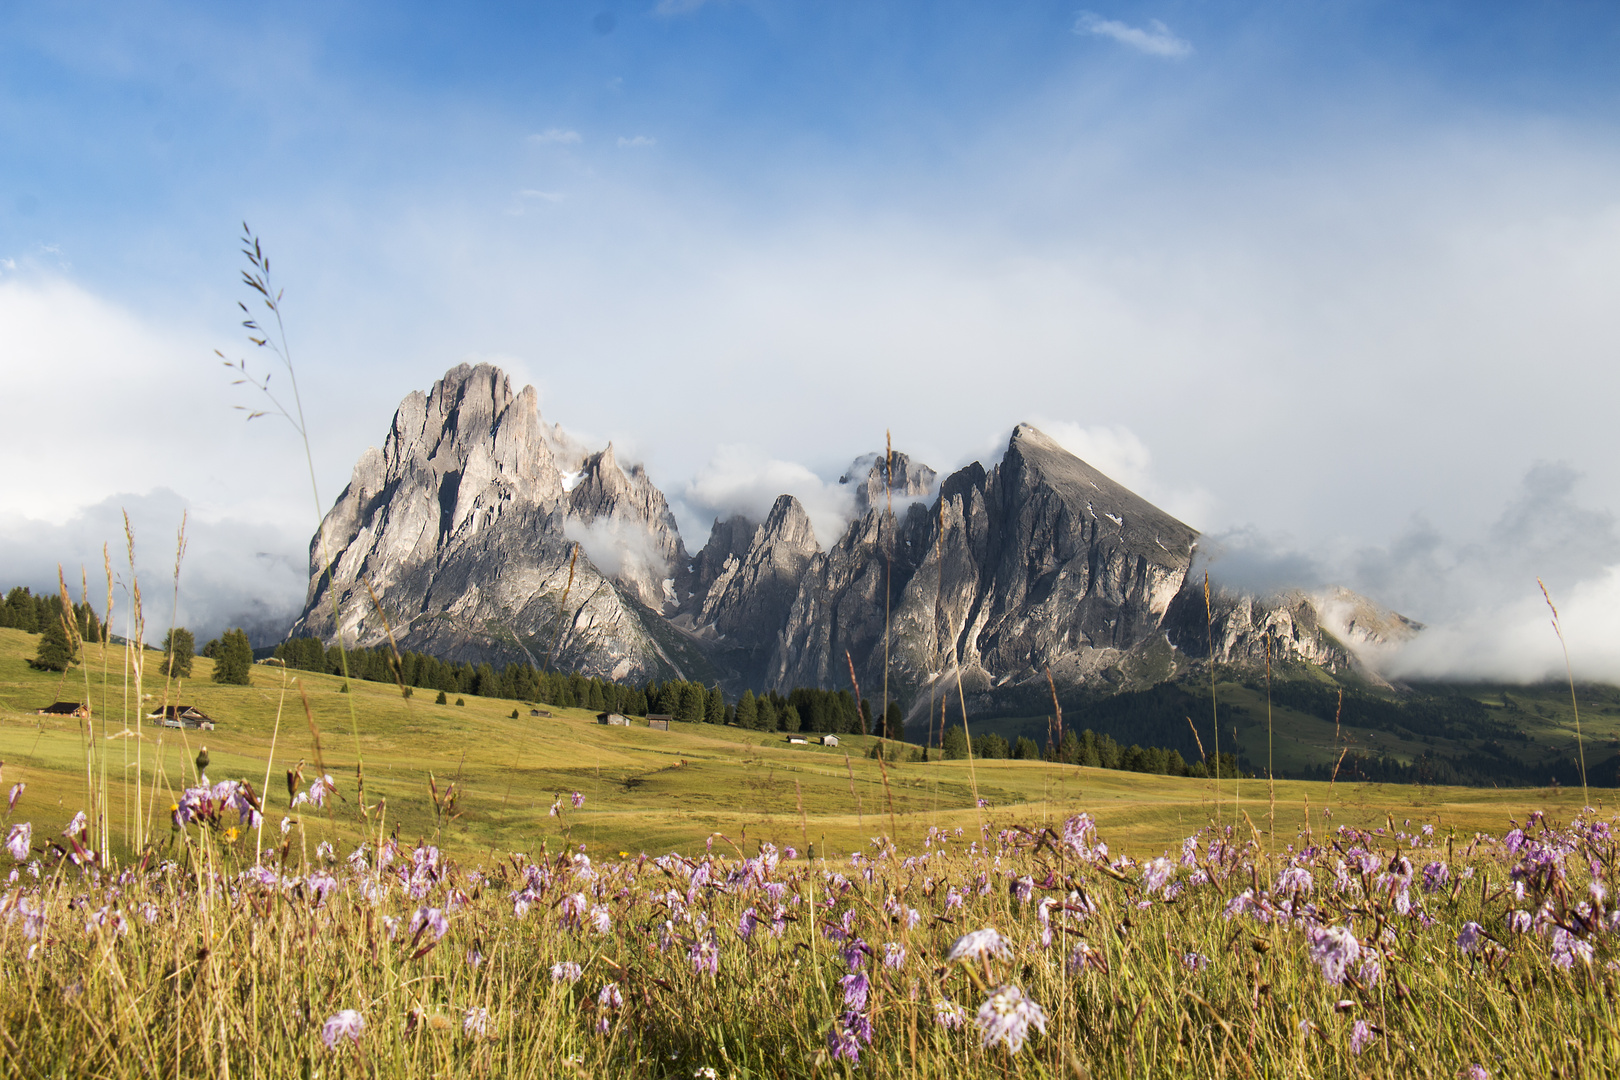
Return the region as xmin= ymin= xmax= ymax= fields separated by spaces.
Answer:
xmin=551 ymin=961 xmax=582 ymax=983
xmin=947 ymin=927 xmax=1010 ymax=962
xmin=975 ymin=984 xmax=1047 ymax=1053
xmin=320 ymin=1009 xmax=365 ymax=1049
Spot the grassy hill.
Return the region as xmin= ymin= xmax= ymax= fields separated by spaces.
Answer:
xmin=1 ymin=626 xmax=1610 ymax=862
xmin=965 ymin=672 xmax=1620 ymax=787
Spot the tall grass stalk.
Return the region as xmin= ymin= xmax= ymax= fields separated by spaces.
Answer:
xmin=1204 ymin=572 xmax=1221 ymax=824
xmin=221 ymin=225 xmax=368 ymax=821
xmin=1538 ymin=578 xmax=1589 ymax=806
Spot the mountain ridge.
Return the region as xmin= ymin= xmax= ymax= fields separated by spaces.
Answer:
xmin=291 ymin=363 xmax=1416 ymax=708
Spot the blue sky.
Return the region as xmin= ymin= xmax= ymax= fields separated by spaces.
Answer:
xmin=5 ymin=1 xmax=1620 ymax=675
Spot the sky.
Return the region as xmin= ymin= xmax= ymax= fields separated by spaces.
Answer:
xmin=3 ymin=1 xmax=1620 ymax=677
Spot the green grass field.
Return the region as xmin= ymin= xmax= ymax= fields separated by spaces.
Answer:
xmin=2 ymin=626 xmax=1608 ymax=863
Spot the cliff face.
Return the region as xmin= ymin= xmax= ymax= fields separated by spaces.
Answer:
xmin=296 ymin=363 xmax=1413 ymax=706
xmin=289 ymin=364 xmax=700 ymax=682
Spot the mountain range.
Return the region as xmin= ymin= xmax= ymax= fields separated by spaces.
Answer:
xmin=290 ymin=364 xmax=1420 ymax=722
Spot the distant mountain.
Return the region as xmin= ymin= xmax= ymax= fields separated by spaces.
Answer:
xmin=292 ymin=364 xmax=1417 ymax=710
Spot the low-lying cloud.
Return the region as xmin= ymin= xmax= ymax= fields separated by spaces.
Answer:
xmin=1201 ymin=462 xmax=1620 ymax=682
xmin=679 ymin=445 xmax=857 ymax=550
xmin=0 ymin=489 xmax=306 ymax=649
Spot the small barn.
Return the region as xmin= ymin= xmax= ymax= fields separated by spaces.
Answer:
xmin=596 ymin=712 xmax=631 ymax=727
xmin=821 ymin=734 xmax=840 ymax=747
xmin=147 ymin=705 xmax=215 ymax=730
xmin=647 ymin=714 xmax=671 ymax=731
xmin=787 ymin=737 xmax=808 ymax=745
xmin=530 ymin=708 xmax=552 ymax=718
xmin=36 ymin=701 xmax=89 ymax=719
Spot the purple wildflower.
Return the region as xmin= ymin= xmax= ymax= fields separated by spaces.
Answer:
xmin=463 ymin=1007 xmax=489 ymax=1038
xmin=935 ymin=999 xmax=968 ymax=1031
xmin=63 ymin=811 xmax=87 ymax=838
xmin=1307 ymin=926 xmax=1361 ymax=985
xmin=883 ymin=942 xmax=906 ymax=969
xmin=571 ymin=791 xmax=585 ymax=809
xmin=587 ymin=905 xmax=612 ymax=935
xmin=840 ymin=970 xmax=870 ymax=1010
xmin=1456 ymin=921 xmax=1484 ymax=953
xmin=1183 ymin=952 xmax=1210 ymax=971
xmin=1013 ymin=875 xmax=1034 ymax=904
xmin=7 ymin=783 xmax=24 ymax=814
xmin=737 ymin=906 xmax=758 ymax=940
xmin=976 ymin=984 xmax=1047 ymax=1053
xmin=5 ymin=822 xmax=30 ymax=861
xmin=690 ymin=933 xmax=719 ymax=976
xmin=551 ymin=961 xmax=582 ymax=983
xmin=1463 ymin=1066 xmax=1489 ymax=1080
xmin=1349 ymin=1019 xmax=1375 ymax=1054
xmin=409 ymin=906 xmax=449 ymax=940
xmin=1143 ymin=857 xmax=1174 ymax=895
xmin=321 ymin=1010 xmax=365 ymax=1049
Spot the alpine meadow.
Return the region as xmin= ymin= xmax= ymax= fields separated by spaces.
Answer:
xmin=7 ymin=5 xmax=1620 ymax=1079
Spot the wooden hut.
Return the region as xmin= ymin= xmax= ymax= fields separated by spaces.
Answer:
xmin=646 ymin=714 xmax=671 ymax=731
xmin=596 ymin=712 xmax=631 ymax=727
xmin=36 ymin=701 xmax=89 ymax=718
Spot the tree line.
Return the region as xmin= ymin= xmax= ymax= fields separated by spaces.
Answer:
xmin=938 ymin=723 xmax=1247 ymax=778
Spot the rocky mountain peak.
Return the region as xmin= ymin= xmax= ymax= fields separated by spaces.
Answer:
xmin=840 ymin=450 xmax=937 ymax=515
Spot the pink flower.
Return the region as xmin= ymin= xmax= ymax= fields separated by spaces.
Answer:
xmin=320 ymin=1009 xmax=364 ymax=1049
xmin=463 ymin=1007 xmax=489 ymax=1038
xmin=551 ymin=961 xmax=582 ymax=983
xmin=571 ymin=791 xmax=585 ymax=809
xmin=1349 ymin=1019 xmax=1375 ymax=1054
xmin=7 ymin=783 xmax=23 ymax=814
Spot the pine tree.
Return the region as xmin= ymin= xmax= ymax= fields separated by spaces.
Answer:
xmin=436 ymin=689 xmax=448 ymax=705
xmin=679 ymin=682 xmax=705 ymax=724
xmin=884 ymin=701 xmax=904 ymax=742
xmin=942 ymin=724 xmax=968 ymax=760
xmin=30 ymin=602 xmax=78 ymax=671
xmin=705 ymin=686 xmax=725 ymax=725
xmin=1014 ymin=736 xmax=1041 ymax=760
xmin=211 ymin=628 xmax=254 ymax=685
xmin=780 ymin=704 xmax=802 ymax=733
xmin=161 ymin=627 xmax=195 ymax=678
xmin=735 ymin=690 xmax=758 ymax=730
xmin=757 ymin=696 xmax=777 ymax=732
xmin=5 ymin=587 xmax=38 ymax=633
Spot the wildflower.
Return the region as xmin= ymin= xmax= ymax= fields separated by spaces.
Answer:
xmin=1013 ymin=875 xmax=1034 ymax=903
xmin=63 ymin=810 xmax=87 ymax=838
xmin=690 ymin=932 xmax=719 ymax=976
xmin=840 ymin=969 xmax=870 ymax=1010
xmin=1307 ymin=926 xmax=1361 ymax=985
xmin=935 ymin=998 xmax=968 ymax=1030
xmin=1550 ymin=927 xmax=1594 ymax=970
xmin=409 ymin=906 xmax=449 ymax=940
xmin=1421 ymin=861 xmax=1450 ymax=893
xmin=1349 ymin=1019 xmax=1375 ymax=1054
xmin=321 ymin=1010 xmax=365 ymax=1049
xmin=947 ymin=927 xmax=1010 ymax=962
xmin=1462 ymin=1066 xmax=1489 ymax=1080
xmin=1183 ymin=951 xmax=1210 ymax=971
xmin=1143 ymin=857 xmax=1173 ymax=895
xmin=598 ymin=982 xmax=622 ymax=1009
xmin=315 ymin=840 xmax=335 ymax=861
xmin=695 ymin=1070 xmax=719 ymax=1080
xmin=1507 ymin=909 xmax=1532 ymax=934
xmin=5 ymin=822 xmax=30 ymax=861
xmin=7 ymin=782 xmax=24 ymax=813
xmin=975 ymin=984 xmax=1047 ymax=1053
xmin=827 ymin=1017 xmax=864 ymax=1063
xmin=463 ymin=1007 xmax=489 ymax=1038
xmin=1276 ymin=866 xmax=1313 ymax=894
xmin=551 ymin=961 xmax=582 ymax=983
xmin=1456 ymin=921 xmax=1484 ymax=953
xmin=306 ymin=774 xmax=336 ymax=808
xmin=737 ymin=906 xmax=758 ymax=940
xmin=883 ymin=941 xmax=906 ymax=969
xmin=549 ymin=799 xmax=561 ymax=818
xmin=571 ymin=791 xmax=585 ymax=809
xmin=587 ymin=904 xmax=612 ymax=934
xmin=944 ymin=886 xmax=964 ymax=912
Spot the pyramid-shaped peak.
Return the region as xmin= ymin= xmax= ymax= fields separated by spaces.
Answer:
xmin=1004 ymin=422 xmax=1197 ymax=541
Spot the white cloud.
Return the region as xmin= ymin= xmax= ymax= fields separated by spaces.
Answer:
xmin=617 ymin=135 xmax=657 ymax=148
xmin=0 ymin=489 xmax=306 ymax=648
xmin=562 ymin=515 xmax=670 ymax=581
xmin=680 ymin=446 xmax=857 ymax=551
xmin=528 ymin=128 xmax=581 ymax=145
xmin=1074 ymin=12 xmax=1192 ymax=59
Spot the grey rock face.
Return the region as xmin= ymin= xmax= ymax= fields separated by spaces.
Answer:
xmin=289 ymin=363 xmax=701 ymax=682
xmin=297 ymin=365 xmax=1414 ymax=707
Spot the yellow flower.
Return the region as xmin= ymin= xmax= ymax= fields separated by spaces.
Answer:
xmin=224 ymin=827 xmax=239 ymax=842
